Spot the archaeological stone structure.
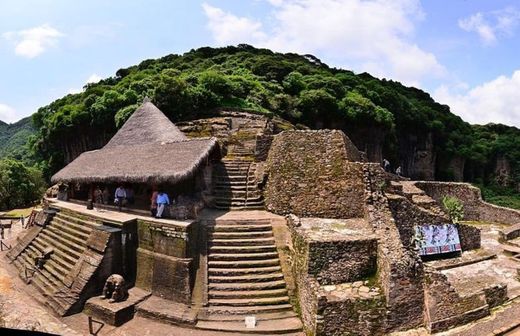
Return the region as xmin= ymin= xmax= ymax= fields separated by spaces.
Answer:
xmin=5 ymin=102 xmax=520 ymax=335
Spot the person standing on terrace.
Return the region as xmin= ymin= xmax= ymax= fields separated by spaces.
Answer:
xmin=114 ymin=185 xmax=127 ymax=211
xmin=156 ymin=190 xmax=170 ymax=218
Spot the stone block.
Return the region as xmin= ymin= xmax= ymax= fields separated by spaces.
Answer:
xmin=87 ymin=228 xmax=112 ymax=253
xmin=151 ymin=229 xmax=187 ymax=258
xmin=84 ymin=287 xmax=151 ymax=326
xmin=151 ymin=253 xmax=192 ymax=303
xmin=135 ymin=248 xmax=154 ymax=291
xmin=136 ymin=295 xmax=197 ymax=326
xmin=137 ymin=220 xmax=153 ymax=250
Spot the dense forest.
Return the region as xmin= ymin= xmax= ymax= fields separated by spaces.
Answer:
xmin=1 ymin=45 xmax=520 ymax=209
xmin=0 ymin=117 xmax=34 ymax=163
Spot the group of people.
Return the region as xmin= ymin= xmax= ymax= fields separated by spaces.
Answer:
xmin=382 ymin=158 xmax=402 ymax=177
xmin=93 ymin=185 xmax=135 ymax=210
xmin=150 ymin=189 xmax=172 ymax=218
xmin=92 ymin=184 xmax=173 ymax=218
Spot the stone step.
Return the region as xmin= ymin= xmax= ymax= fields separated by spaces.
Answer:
xmin=55 ymin=212 xmax=99 ymax=230
xmin=208 ymin=296 xmax=290 ymax=307
xmin=210 ymin=237 xmax=275 ymax=246
xmin=52 ymin=217 xmax=91 ymax=240
xmin=209 ymin=252 xmax=279 ymax=261
xmin=208 ymin=225 xmax=272 ymax=233
xmin=209 ymin=288 xmax=288 ymax=300
xmin=32 ymin=239 xmax=75 ymax=271
xmin=209 ymin=245 xmax=277 ymax=254
xmin=39 ymin=228 xmax=85 ymax=255
xmin=204 ymin=303 xmax=294 ymax=315
xmin=215 ymin=204 xmax=265 ymax=211
xmin=209 ymin=231 xmax=273 ymax=239
xmin=199 ymin=310 xmax=297 ymax=322
xmin=26 ymin=245 xmax=71 ymax=279
xmin=214 ymin=190 xmax=262 ymax=198
xmin=209 ymin=280 xmax=286 ymax=291
xmin=34 ymin=236 xmax=78 ymax=266
xmin=25 ymin=247 xmax=68 ymax=282
xmin=47 ymin=224 xmax=88 ymax=248
xmin=214 ymin=175 xmax=254 ymax=182
xmin=211 ymin=218 xmax=271 ymax=225
xmin=209 ymin=272 xmax=284 ymax=283
xmin=209 ymin=259 xmax=282 ymax=268
xmin=214 ymin=205 xmax=265 ymax=211
xmin=209 ymin=265 xmax=282 ymax=276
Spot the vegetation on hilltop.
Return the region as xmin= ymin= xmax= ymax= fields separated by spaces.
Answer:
xmin=0 ymin=45 xmax=519 ymax=202
xmin=0 ymin=117 xmax=34 ymax=163
xmin=0 ymin=159 xmax=46 ymax=211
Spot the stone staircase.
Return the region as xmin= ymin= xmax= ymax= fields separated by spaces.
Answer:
xmin=10 ymin=210 xmax=101 ymax=315
xmin=390 ymin=181 xmax=446 ymax=216
xmin=213 ymin=160 xmax=264 ymax=210
xmin=198 ymin=218 xmax=302 ymax=334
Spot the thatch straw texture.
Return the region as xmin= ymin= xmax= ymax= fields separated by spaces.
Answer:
xmin=105 ymin=101 xmax=187 ymax=148
xmin=51 ymin=138 xmax=218 ymax=184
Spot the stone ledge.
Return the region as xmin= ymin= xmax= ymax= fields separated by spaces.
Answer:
xmin=429 ymin=305 xmax=490 ymax=333
xmin=135 ymin=295 xmax=197 ymax=326
xmin=84 ymin=287 xmax=151 ymax=326
xmin=426 ymin=250 xmax=497 ymax=271
xmin=500 ymin=223 xmax=520 ymax=242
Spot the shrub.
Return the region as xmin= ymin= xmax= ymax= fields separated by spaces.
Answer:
xmin=442 ymin=196 xmax=464 ymax=223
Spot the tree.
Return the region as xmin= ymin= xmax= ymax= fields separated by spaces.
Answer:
xmin=0 ymin=159 xmax=46 ymax=210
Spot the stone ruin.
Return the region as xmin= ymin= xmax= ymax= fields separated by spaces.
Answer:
xmin=5 ymin=110 xmax=520 ymax=335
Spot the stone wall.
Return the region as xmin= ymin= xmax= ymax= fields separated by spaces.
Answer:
xmin=135 ymin=219 xmax=195 ymax=304
xmin=362 ymin=163 xmax=425 ymax=332
xmin=287 ymin=217 xmax=320 ymax=334
xmin=287 ymin=216 xmax=377 ymax=286
xmin=457 ymin=223 xmax=481 ymax=250
xmin=317 ymin=293 xmax=386 ymax=336
xmin=255 ymin=134 xmax=274 ymax=161
xmin=387 ymin=194 xmax=481 ymax=251
xmin=308 ymin=238 xmax=377 ymax=285
xmin=416 ymin=181 xmax=520 ymax=225
xmin=265 ymin=130 xmax=365 ymax=218
xmin=424 ymin=269 xmax=489 ymax=332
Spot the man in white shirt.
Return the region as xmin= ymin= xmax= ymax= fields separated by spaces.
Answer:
xmin=114 ymin=185 xmax=126 ymax=211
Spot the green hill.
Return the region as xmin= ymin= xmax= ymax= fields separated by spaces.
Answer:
xmin=0 ymin=117 xmax=35 ymax=163
xmin=3 ymin=45 xmax=520 ymax=196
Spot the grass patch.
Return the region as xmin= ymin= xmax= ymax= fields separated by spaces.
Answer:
xmin=5 ymin=207 xmax=34 ymax=217
xmin=475 ymin=183 xmax=520 ymax=210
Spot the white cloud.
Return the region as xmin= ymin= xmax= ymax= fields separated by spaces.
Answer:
xmin=434 ymin=70 xmax=520 ymax=127
xmin=86 ymin=74 xmax=102 ymax=84
xmin=202 ymin=0 xmax=444 ymax=87
xmin=459 ymin=7 xmax=520 ymax=46
xmin=67 ymin=73 xmax=103 ymax=95
xmin=202 ymin=3 xmax=266 ymax=45
xmin=0 ymin=104 xmax=18 ymax=123
xmin=2 ymin=24 xmax=64 ymax=58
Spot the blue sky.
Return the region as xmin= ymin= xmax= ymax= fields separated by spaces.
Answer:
xmin=1 ymin=0 xmax=520 ymax=127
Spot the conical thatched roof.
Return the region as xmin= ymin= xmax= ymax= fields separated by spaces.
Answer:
xmin=51 ymin=101 xmax=219 ymax=184
xmin=105 ymin=101 xmax=187 ymax=148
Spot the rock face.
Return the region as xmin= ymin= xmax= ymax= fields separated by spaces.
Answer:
xmin=399 ymin=132 xmax=436 ymax=180
xmin=494 ymin=155 xmax=512 ymax=187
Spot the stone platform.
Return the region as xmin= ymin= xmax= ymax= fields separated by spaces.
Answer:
xmin=136 ymin=295 xmax=198 ymax=326
xmin=84 ymin=287 xmax=151 ymax=326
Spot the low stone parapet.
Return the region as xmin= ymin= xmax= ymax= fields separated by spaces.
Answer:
xmin=500 ymin=223 xmax=520 ymax=241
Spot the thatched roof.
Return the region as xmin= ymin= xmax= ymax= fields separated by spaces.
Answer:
xmin=51 ymin=138 xmax=217 ymax=184
xmin=105 ymin=101 xmax=187 ymax=148
xmin=51 ymin=101 xmax=219 ymax=184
